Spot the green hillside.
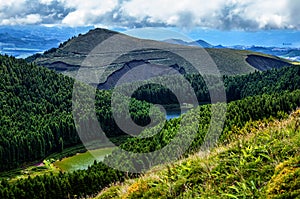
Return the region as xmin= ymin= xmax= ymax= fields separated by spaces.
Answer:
xmin=96 ymin=110 xmax=300 ymax=199
xmin=2 ymin=88 xmax=300 ymax=198
xmin=120 ymin=64 xmax=300 ymax=106
xmin=0 ymin=55 xmax=157 ymax=171
xmin=0 ymin=53 xmax=299 ymax=198
xmin=29 ymin=28 xmax=292 ymax=83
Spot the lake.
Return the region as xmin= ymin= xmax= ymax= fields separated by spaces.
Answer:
xmin=166 ymin=109 xmax=188 ymax=120
xmin=53 ymin=147 xmax=115 ymax=172
xmin=53 ymin=110 xmax=188 ymax=172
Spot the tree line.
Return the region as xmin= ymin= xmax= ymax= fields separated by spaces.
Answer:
xmin=1 ymin=54 xmax=300 ymax=198
xmin=126 ymin=64 xmax=300 ymax=106
xmin=2 ymin=88 xmax=300 ymax=198
xmin=0 ymin=55 xmax=158 ymax=171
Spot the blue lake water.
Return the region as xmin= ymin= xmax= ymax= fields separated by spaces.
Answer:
xmin=2 ymin=49 xmax=43 ymax=58
xmin=166 ymin=109 xmax=188 ymax=120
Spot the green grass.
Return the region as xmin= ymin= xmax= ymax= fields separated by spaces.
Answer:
xmin=53 ymin=147 xmax=115 ymax=172
xmin=46 ymin=136 xmax=129 ymax=161
xmin=33 ymin=28 xmax=292 ymax=80
xmin=0 ymin=161 xmax=57 ymax=183
xmin=95 ymin=110 xmax=300 ymax=199
xmin=292 ymin=61 xmax=300 ymax=65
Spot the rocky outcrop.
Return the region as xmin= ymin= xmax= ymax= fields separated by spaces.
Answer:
xmin=98 ymin=60 xmax=186 ymax=89
xmin=246 ymin=54 xmax=292 ymax=71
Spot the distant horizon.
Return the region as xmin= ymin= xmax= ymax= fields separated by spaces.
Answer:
xmin=1 ymin=25 xmax=300 ymax=61
xmin=1 ymin=24 xmax=299 ymax=48
xmin=1 ymin=0 xmax=300 ymax=48
xmin=121 ymin=27 xmax=300 ymax=48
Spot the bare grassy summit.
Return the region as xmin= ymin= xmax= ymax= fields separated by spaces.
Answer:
xmin=30 ymin=28 xmax=292 ymax=87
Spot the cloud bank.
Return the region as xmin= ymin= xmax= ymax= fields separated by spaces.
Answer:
xmin=0 ymin=0 xmax=298 ymax=30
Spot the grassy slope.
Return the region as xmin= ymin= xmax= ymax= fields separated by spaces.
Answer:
xmin=206 ymin=48 xmax=293 ymax=74
xmin=96 ymin=110 xmax=300 ymax=199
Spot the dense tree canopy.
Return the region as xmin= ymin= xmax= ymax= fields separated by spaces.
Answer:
xmin=2 ymin=88 xmax=300 ymax=198
xmin=1 ymin=54 xmax=300 ymax=198
xmin=0 ymin=55 xmax=159 ymax=171
xmin=128 ymin=65 xmax=300 ymax=105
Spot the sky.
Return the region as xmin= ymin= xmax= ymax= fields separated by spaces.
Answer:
xmin=1 ymin=0 xmax=300 ymax=47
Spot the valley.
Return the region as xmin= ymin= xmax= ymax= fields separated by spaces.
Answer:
xmin=1 ymin=0 xmax=300 ymax=198
xmin=0 ymin=27 xmax=300 ymax=199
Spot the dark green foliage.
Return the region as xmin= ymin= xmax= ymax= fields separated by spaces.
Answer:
xmin=1 ymin=53 xmax=300 ymax=198
xmin=0 ymin=161 xmax=127 ymax=199
xmin=43 ymin=47 xmax=57 ymax=54
xmin=1 ymin=89 xmax=300 ymax=198
xmin=58 ymin=36 xmax=78 ymax=48
xmin=104 ymin=90 xmax=300 ymax=172
xmin=0 ymin=55 xmax=157 ymax=171
xmin=24 ymin=53 xmax=42 ymax=63
xmin=0 ymin=55 xmax=75 ymax=171
xmin=224 ymin=65 xmax=300 ymax=101
xmin=130 ymin=65 xmax=300 ymax=105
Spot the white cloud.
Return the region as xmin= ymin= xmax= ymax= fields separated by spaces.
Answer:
xmin=40 ymin=0 xmax=54 ymax=5
xmin=236 ymin=0 xmax=290 ymax=29
xmin=60 ymin=0 xmax=119 ymax=26
xmin=120 ymin=0 xmax=293 ymax=30
xmin=0 ymin=14 xmax=42 ymax=25
xmin=0 ymin=0 xmax=26 ymax=8
xmin=0 ymin=0 xmax=299 ymax=30
xmin=121 ymin=0 xmax=225 ymax=26
xmin=0 ymin=0 xmax=27 ymax=16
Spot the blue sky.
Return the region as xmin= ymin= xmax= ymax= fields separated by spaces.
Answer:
xmin=1 ymin=0 xmax=300 ymax=47
xmin=183 ymin=28 xmax=300 ymax=47
xmin=123 ymin=27 xmax=300 ymax=47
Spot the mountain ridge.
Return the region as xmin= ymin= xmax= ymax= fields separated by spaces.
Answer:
xmin=29 ymin=28 xmax=293 ymax=86
xmin=163 ymin=38 xmax=213 ymax=48
xmin=162 ymin=38 xmax=300 ymax=62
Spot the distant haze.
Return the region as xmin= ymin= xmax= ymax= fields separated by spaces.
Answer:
xmin=125 ymin=27 xmax=300 ymax=48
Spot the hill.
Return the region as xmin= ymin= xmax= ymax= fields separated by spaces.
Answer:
xmin=163 ymin=38 xmax=213 ymax=48
xmin=3 ymin=87 xmax=300 ymax=198
xmin=29 ymin=28 xmax=292 ymax=87
xmin=1 ymin=60 xmax=300 ymax=197
xmin=163 ymin=38 xmax=300 ymax=62
xmin=0 ymin=54 xmax=157 ymax=171
xmin=111 ymin=64 xmax=300 ymax=106
xmin=192 ymin=39 xmax=214 ymax=48
xmin=96 ymin=109 xmax=300 ymax=199
xmin=0 ymin=54 xmax=298 ymax=172
xmin=0 ymin=26 xmax=93 ymax=58
xmin=229 ymin=45 xmax=300 ymax=62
